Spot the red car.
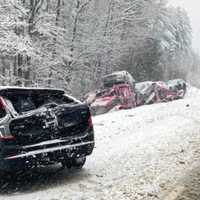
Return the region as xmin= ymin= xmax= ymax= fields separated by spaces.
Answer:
xmin=89 ymin=84 xmax=136 ymax=115
xmin=153 ymin=81 xmax=180 ymax=102
xmin=135 ymin=81 xmax=185 ymax=105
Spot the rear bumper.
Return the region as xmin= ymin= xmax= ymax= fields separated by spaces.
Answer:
xmin=0 ymin=142 xmax=94 ymax=171
xmin=0 ymin=131 xmax=94 ymax=171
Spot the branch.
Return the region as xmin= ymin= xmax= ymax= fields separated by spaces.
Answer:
xmin=78 ymin=0 xmax=93 ymax=14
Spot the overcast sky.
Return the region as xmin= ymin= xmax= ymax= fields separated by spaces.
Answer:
xmin=168 ymin=0 xmax=200 ymax=51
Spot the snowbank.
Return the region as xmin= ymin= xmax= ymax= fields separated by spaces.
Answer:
xmin=185 ymin=84 xmax=200 ymax=99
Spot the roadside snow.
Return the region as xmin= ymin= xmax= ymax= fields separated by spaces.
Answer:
xmin=185 ymin=84 xmax=200 ymax=99
xmin=2 ymin=86 xmax=200 ymax=200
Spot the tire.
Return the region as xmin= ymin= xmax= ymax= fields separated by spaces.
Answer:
xmin=61 ymin=157 xmax=86 ymax=169
xmin=72 ymin=157 xmax=86 ymax=169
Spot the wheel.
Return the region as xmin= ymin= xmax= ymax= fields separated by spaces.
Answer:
xmin=72 ymin=157 xmax=86 ymax=169
xmin=61 ymin=157 xmax=86 ymax=169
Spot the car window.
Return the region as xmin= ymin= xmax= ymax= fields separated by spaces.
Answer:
xmin=11 ymin=95 xmax=36 ymax=113
xmin=5 ymin=92 xmax=75 ymax=114
xmin=0 ymin=108 xmax=6 ymax=119
xmin=33 ymin=94 xmax=75 ymax=107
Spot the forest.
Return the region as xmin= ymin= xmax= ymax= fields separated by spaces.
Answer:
xmin=0 ymin=0 xmax=199 ymax=98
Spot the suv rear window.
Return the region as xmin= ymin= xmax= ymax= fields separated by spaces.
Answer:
xmin=5 ymin=93 xmax=75 ymax=114
xmin=0 ymin=109 xmax=6 ymax=119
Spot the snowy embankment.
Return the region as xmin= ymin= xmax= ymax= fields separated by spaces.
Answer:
xmin=3 ymin=86 xmax=200 ymax=200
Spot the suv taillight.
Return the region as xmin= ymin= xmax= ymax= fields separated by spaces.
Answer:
xmin=0 ymin=96 xmax=6 ymax=110
xmin=88 ymin=116 xmax=93 ymax=128
xmin=0 ymin=126 xmax=15 ymax=141
xmin=0 ymin=135 xmax=15 ymax=140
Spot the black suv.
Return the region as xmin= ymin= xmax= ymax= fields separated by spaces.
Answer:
xmin=0 ymin=87 xmax=94 ymax=172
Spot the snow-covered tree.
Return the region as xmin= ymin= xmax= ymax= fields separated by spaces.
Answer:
xmin=0 ymin=0 xmax=197 ymax=98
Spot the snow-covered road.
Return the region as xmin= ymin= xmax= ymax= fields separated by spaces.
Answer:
xmin=2 ymin=86 xmax=200 ymax=200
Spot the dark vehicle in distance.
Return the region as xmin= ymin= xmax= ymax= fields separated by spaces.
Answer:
xmin=0 ymin=87 xmax=94 ymax=172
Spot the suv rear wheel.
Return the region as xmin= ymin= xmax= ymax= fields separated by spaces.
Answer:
xmin=61 ymin=157 xmax=86 ymax=169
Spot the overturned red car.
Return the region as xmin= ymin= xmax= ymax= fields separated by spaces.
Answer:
xmin=85 ymin=71 xmax=137 ymax=115
xmin=88 ymin=83 xmax=136 ymax=115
